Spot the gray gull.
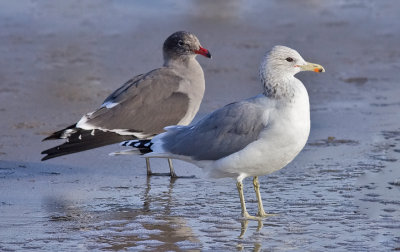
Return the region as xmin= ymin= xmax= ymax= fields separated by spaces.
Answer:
xmin=41 ymin=31 xmax=211 ymax=178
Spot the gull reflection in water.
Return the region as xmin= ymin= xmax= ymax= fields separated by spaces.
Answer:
xmin=239 ymin=218 xmax=264 ymax=239
xmin=237 ymin=215 xmax=279 ymax=251
xmin=43 ymin=176 xmax=199 ymax=250
xmin=44 ymin=172 xmax=279 ymax=251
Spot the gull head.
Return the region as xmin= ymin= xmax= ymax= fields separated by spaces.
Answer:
xmin=260 ymin=45 xmax=325 ymax=80
xmin=163 ymin=31 xmax=211 ymax=60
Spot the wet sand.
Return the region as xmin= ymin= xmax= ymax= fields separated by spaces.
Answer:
xmin=1 ymin=0 xmax=400 ymax=251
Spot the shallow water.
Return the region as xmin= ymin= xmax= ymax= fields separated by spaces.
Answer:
xmin=1 ymin=0 xmax=400 ymax=251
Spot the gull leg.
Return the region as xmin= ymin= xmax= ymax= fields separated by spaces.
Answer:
xmin=167 ymin=159 xmax=195 ymax=179
xmin=236 ymin=180 xmax=257 ymax=219
xmin=145 ymin=158 xmax=172 ymax=177
xmin=253 ymin=176 xmax=274 ymax=218
xmin=146 ymin=158 xmax=152 ymax=176
xmin=168 ymin=158 xmax=178 ymax=178
xmin=145 ymin=158 xmax=194 ymax=178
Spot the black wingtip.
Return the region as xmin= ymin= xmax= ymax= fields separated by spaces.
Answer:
xmin=40 ymin=129 xmax=136 ymax=161
xmin=42 ymin=135 xmax=54 ymax=142
xmin=42 ymin=124 xmax=77 ymax=142
xmin=41 ymin=149 xmax=55 ymax=161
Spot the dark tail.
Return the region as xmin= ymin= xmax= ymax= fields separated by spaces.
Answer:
xmin=41 ymin=127 xmax=135 ymax=161
xmin=121 ymin=140 xmax=153 ymax=154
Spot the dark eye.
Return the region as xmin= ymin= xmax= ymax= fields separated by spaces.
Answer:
xmin=286 ymin=57 xmax=294 ymax=62
xmin=177 ymin=40 xmax=184 ymax=46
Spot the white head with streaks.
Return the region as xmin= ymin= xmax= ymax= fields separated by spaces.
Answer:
xmin=259 ymin=45 xmax=325 ymax=98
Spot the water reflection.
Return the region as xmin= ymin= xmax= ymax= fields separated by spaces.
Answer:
xmin=239 ymin=218 xmax=263 ymax=239
xmin=237 ymin=242 xmax=262 ymax=252
xmin=43 ymin=175 xmax=275 ymax=250
xmin=43 ymin=176 xmax=200 ymax=250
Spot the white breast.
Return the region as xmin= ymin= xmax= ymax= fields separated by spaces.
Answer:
xmin=208 ymin=83 xmax=310 ymax=178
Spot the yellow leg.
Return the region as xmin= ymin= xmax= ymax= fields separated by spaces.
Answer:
xmin=236 ymin=180 xmax=257 ymax=219
xmin=253 ymin=176 xmax=274 ymax=217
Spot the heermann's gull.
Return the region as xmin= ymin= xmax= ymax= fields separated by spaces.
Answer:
xmin=41 ymin=31 xmax=211 ymax=177
xmin=112 ymin=46 xmax=325 ymax=218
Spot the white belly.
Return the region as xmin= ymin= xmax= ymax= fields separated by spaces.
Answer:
xmin=207 ymin=98 xmax=310 ymax=178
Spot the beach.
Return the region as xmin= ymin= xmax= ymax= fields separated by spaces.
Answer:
xmin=0 ymin=1 xmax=399 ymax=250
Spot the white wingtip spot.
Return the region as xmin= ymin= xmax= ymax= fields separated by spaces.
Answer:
xmin=102 ymin=101 xmax=119 ymax=109
xmin=61 ymin=129 xmax=77 ymax=139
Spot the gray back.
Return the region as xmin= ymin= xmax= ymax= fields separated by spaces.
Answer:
xmin=162 ymin=98 xmax=268 ymax=160
xmin=85 ymin=68 xmax=189 ymax=135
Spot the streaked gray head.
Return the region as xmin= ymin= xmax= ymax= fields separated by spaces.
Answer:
xmin=163 ymin=31 xmax=211 ymax=60
xmin=260 ymin=46 xmax=307 ymax=79
xmin=259 ymin=45 xmax=325 ymax=98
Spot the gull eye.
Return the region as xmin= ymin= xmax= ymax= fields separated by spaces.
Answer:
xmin=177 ymin=40 xmax=184 ymax=46
xmin=286 ymin=57 xmax=294 ymax=62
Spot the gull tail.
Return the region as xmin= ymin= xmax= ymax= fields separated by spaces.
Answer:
xmin=109 ymin=130 xmax=176 ymax=158
xmin=109 ymin=140 xmax=153 ymax=156
xmin=41 ymin=127 xmax=135 ymax=161
xmin=123 ymin=140 xmax=152 ymax=153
